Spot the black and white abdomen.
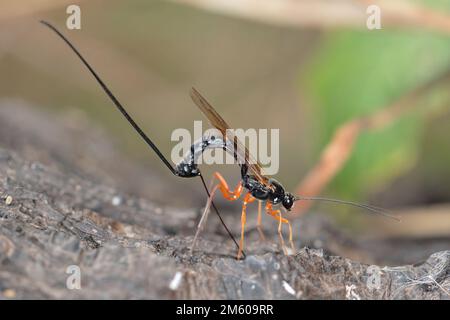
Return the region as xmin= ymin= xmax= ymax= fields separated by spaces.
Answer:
xmin=175 ymin=133 xmax=229 ymax=177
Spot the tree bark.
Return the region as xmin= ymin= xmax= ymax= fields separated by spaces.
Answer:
xmin=0 ymin=101 xmax=448 ymax=299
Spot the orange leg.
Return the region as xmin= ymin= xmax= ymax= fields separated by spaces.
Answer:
xmin=191 ymin=184 xmax=219 ymax=251
xmin=213 ymin=172 xmax=243 ymax=201
xmin=237 ymin=193 xmax=256 ymax=260
xmin=213 ymin=172 xmax=261 ymax=259
xmin=265 ymin=202 xmax=296 ymax=254
xmin=191 ymin=172 xmax=244 ymax=252
xmin=256 ymin=201 xmax=266 ymax=241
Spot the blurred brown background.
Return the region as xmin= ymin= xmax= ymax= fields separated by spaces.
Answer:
xmin=1 ymin=0 xmax=450 ymax=242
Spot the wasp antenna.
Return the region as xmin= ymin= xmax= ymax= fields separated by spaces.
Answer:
xmin=40 ymin=20 xmax=177 ymax=175
xmin=295 ymin=196 xmax=401 ymax=222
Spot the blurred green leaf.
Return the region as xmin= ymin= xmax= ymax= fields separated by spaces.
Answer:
xmin=305 ymin=29 xmax=450 ymax=200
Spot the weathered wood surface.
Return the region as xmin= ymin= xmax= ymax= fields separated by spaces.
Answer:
xmin=0 ymin=101 xmax=448 ymax=299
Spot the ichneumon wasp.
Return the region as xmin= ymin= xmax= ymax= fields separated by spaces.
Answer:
xmin=41 ymin=21 xmax=398 ymax=260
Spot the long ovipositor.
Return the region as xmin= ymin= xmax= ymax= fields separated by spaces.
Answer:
xmin=40 ymin=20 xmax=246 ymax=257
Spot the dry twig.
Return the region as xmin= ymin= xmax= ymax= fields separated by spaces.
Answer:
xmin=172 ymin=0 xmax=450 ymax=35
xmin=289 ymin=69 xmax=450 ymax=217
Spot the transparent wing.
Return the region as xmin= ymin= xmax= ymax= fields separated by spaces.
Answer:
xmin=190 ymin=88 xmax=269 ymax=186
